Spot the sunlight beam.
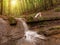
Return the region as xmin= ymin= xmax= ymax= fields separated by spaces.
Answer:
xmin=11 ymin=0 xmax=17 ymax=6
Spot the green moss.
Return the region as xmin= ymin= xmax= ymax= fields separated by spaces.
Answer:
xmin=54 ymin=7 xmax=60 ymax=12
xmin=49 ymin=26 xmax=60 ymax=30
xmin=8 ymin=16 xmax=17 ymax=25
xmin=25 ymin=15 xmax=60 ymax=22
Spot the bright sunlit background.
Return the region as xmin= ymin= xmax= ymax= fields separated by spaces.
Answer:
xmin=11 ymin=0 xmax=17 ymax=7
xmin=2 ymin=0 xmax=60 ymax=17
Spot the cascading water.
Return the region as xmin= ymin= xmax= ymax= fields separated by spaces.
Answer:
xmin=16 ymin=18 xmax=46 ymax=45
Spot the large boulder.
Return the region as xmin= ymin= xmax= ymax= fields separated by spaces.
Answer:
xmin=0 ymin=18 xmax=24 ymax=45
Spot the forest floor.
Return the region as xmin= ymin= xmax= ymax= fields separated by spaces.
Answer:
xmin=26 ymin=5 xmax=60 ymax=45
xmin=28 ymin=5 xmax=60 ymax=32
xmin=41 ymin=5 xmax=60 ymax=18
xmin=22 ymin=5 xmax=60 ymax=23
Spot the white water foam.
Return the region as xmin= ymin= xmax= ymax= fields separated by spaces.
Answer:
xmin=25 ymin=30 xmax=46 ymax=42
xmin=16 ymin=18 xmax=46 ymax=45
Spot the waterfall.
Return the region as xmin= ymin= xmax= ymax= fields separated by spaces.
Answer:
xmin=16 ymin=18 xmax=46 ymax=45
xmin=15 ymin=18 xmax=29 ymax=31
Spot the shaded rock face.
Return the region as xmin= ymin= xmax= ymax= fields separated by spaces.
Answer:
xmin=0 ymin=18 xmax=24 ymax=45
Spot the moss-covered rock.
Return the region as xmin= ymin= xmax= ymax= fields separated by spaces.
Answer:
xmin=0 ymin=18 xmax=25 ymax=45
xmin=8 ymin=16 xmax=17 ymax=25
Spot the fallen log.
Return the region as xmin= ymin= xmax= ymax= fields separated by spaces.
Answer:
xmin=43 ymin=30 xmax=60 ymax=36
xmin=38 ymin=30 xmax=60 ymax=37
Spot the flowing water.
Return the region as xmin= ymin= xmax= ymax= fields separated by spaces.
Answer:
xmin=16 ymin=18 xmax=46 ymax=45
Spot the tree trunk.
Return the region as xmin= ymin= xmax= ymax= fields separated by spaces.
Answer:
xmin=49 ymin=0 xmax=53 ymax=6
xmin=1 ymin=0 xmax=3 ymax=15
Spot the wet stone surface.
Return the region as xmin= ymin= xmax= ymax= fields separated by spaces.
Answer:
xmin=0 ymin=18 xmax=24 ymax=45
xmin=0 ymin=18 xmax=60 ymax=45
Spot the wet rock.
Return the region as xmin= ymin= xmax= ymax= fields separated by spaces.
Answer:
xmin=10 ymin=18 xmax=25 ymax=39
xmin=0 ymin=18 xmax=11 ymax=44
xmin=16 ymin=37 xmax=36 ymax=45
xmin=0 ymin=18 xmax=24 ymax=45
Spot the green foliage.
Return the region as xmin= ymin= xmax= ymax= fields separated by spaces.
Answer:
xmin=1 ymin=0 xmax=60 ymax=16
xmin=25 ymin=14 xmax=60 ymax=22
xmin=49 ymin=26 xmax=60 ymax=30
xmin=54 ymin=7 xmax=60 ymax=12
